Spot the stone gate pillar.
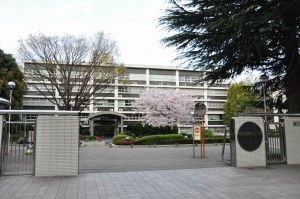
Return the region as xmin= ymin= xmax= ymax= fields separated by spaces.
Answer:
xmin=284 ymin=117 xmax=300 ymax=165
xmin=35 ymin=116 xmax=79 ymax=176
xmin=232 ymin=117 xmax=266 ymax=168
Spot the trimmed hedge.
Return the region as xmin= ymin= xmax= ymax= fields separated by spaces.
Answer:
xmin=112 ymin=133 xmax=230 ymax=145
xmin=204 ymin=138 xmax=230 ymax=144
xmin=81 ymin=135 xmax=96 ymax=142
xmin=191 ymin=137 xmax=230 ymax=144
xmin=134 ymin=134 xmax=189 ymax=145
xmin=115 ymin=138 xmax=134 ymax=145
xmin=119 ymin=131 xmax=136 ymax=138
xmin=112 ymin=135 xmax=134 ymax=144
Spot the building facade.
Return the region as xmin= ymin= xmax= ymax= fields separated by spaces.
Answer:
xmin=22 ymin=63 xmax=230 ymax=136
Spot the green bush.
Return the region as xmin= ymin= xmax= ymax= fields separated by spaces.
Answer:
xmin=180 ymin=133 xmax=188 ymax=137
xmin=125 ymin=122 xmax=179 ymax=136
xmin=119 ymin=131 xmax=136 ymax=138
xmin=10 ymin=134 xmax=20 ymax=143
xmin=171 ymin=125 xmax=178 ymax=134
xmin=17 ymin=137 xmax=28 ymax=144
xmin=204 ymin=129 xmax=214 ymax=138
xmin=115 ymin=138 xmax=134 ymax=145
xmin=211 ymin=134 xmax=224 ymax=139
xmin=112 ymin=134 xmax=134 ymax=144
xmin=204 ymin=138 xmax=230 ymax=144
xmin=134 ymin=134 xmax=189 ymax=145
xmin=82 ymin=135 xmax=96 ymax=142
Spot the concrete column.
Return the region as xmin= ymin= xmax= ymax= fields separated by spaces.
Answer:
xmin=121 ymin=117 xmax=124 ymax=133
xmin=176 ymin=70 xmax=179 ymax=87
xmin=146 ymin=69 xmax=149 ymax=86
xmin=233 ymin=117 xmax=266 ymax=168
xmin=35 ymin=116 xmax=79 ymax=176
xmin=284 ymin=117 xmax=300 ymax=164
xmin=90 ymin=119 xmax=94 ymax=136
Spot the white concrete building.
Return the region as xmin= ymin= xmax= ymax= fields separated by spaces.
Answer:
xmin=22 ymin=62 xmax=230 ymax=136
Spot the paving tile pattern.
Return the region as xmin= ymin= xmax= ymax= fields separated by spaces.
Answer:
xmin=1 ymin=165 xmax=300 ymax=199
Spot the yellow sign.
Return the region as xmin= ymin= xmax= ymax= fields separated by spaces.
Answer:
xmin=194 ymin=125 xmax=201 ymax=140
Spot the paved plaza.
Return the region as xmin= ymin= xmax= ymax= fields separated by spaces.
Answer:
xmin=79 ymin=144 xmax=231 ymax=172
xmin=1 ymin=144 xmax=300 ymax=198
xmin=1 ymin=165 xmax=300 ymax=199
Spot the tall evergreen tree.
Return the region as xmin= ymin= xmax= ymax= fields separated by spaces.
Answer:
xmin=160 ymin=0 xmax=300 ymax=113
xmin=223 ymin=82 xmax=256 ymax=125
xmin=0 ymin=49 xmax=26 ymax=109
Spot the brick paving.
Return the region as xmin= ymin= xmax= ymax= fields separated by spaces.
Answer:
xmin=1 ymin=144 xmax=300 ymax=198
xmin=1 ymin=165 xmax=300 ymax=199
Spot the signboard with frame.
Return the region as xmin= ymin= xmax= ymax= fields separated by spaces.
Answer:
xmin=194 ymin=125 xmax=201 ymax=140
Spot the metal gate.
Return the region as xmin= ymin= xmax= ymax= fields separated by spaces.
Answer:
xmin=265 ymin=122 xmax=286 ymax=164
xmin=1 ymin=119 xmax=35 ymax=175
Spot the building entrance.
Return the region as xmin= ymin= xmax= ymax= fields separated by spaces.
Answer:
xmin=94 ymin=125 xmax=115 ymax=137
xmin=88 ymin=111 xmax=127 ymax=137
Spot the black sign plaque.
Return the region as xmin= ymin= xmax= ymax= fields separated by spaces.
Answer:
xmin=237 ymin=122 xmax=262 ymax=152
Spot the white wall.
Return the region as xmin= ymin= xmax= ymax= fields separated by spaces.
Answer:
xmin=234 ymin=117 xmax=266 ymax=168
xmin=35 ymin=116 xmax=79 ymax=176
xmin=284 ymin=117 xmax=300 ymax=164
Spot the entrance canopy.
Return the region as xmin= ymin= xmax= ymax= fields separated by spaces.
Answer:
xmin=88 ymin=111 xmax=127 ymax=137
xmin=88 ymin=111 xmax=127 ymax=120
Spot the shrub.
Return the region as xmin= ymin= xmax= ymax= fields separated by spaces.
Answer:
xmin=134 ymin=134 xmax=189 ymax=145
xmin=17 ymin=137 xmax=28 ymax=144
xmin=204 ymin=138 xmax=230 ymax=144
xmin=120 ymin=131 xmax=136 ymax=138
xmin=187 ymin=137 xmax=230 ymax=144
xmin=112 ymin=134 xmax=134 ymax=144
xmin=125 ymin=122 xmax=179 ymax=136
xmin=115 ymin=138 xmax=134 ymax=145
xmin=10 ymin=135 xmax=20 ymax=143
xmin=180 ymin=133 xmax=188 ymax=137
xmin=211 ymin=134 xmax=224 ymax=139
xmin=82 ymin=135 xmax=96 ymax=142
xmin=171 ymin=125 xmax=178 ymax=134
xmin=204 ymin=129 xmax=214 ymax=138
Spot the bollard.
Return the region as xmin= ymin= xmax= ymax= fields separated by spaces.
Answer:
xmin=175 ymin=143 xmax=178 ymax=147
xmin=153 ymin=143 xmax=156 ymax=148
xmin=109 ymin=143 xmax=112 ymax=148
xmin=131 ymin=144 xmax=133 ymax=148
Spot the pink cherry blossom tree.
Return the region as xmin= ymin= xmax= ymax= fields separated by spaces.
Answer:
xmin=133 ymin=88 xmax=196 ymax=127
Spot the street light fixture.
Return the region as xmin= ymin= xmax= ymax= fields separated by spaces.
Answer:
xmin=259 ymin=73 xmax=269 ymax=113
xmin=7 ymin=81 xmax=15 ymax=154
xmin=69 ymin=101 xmax=75 ymax=111
xmin=8 ymin=81 xmax=16 ymax=107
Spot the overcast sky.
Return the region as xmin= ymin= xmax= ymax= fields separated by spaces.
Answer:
xmin=0 ymin=0 xmax=179 ymax=66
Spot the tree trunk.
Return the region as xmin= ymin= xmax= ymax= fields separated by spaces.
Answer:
xmin=283 ymin=13 xmax=300 ymax=113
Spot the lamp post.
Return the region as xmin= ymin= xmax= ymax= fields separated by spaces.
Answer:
xmin=259 ymin=73 xmax=269 ymax=113
xmin=69 ymin=101 xmax=75 ymax=111
xmin=7 ymin=81 xmax=15 ymax=154
xmin=8 ymin=81 xmax=16 ymax=109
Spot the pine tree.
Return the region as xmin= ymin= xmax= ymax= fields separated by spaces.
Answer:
xmin=160 ymin=0 xmax=300 ymax=113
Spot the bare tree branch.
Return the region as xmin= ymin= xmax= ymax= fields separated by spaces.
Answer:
xmin=18 ymin=32 xmax=125 ymax=111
